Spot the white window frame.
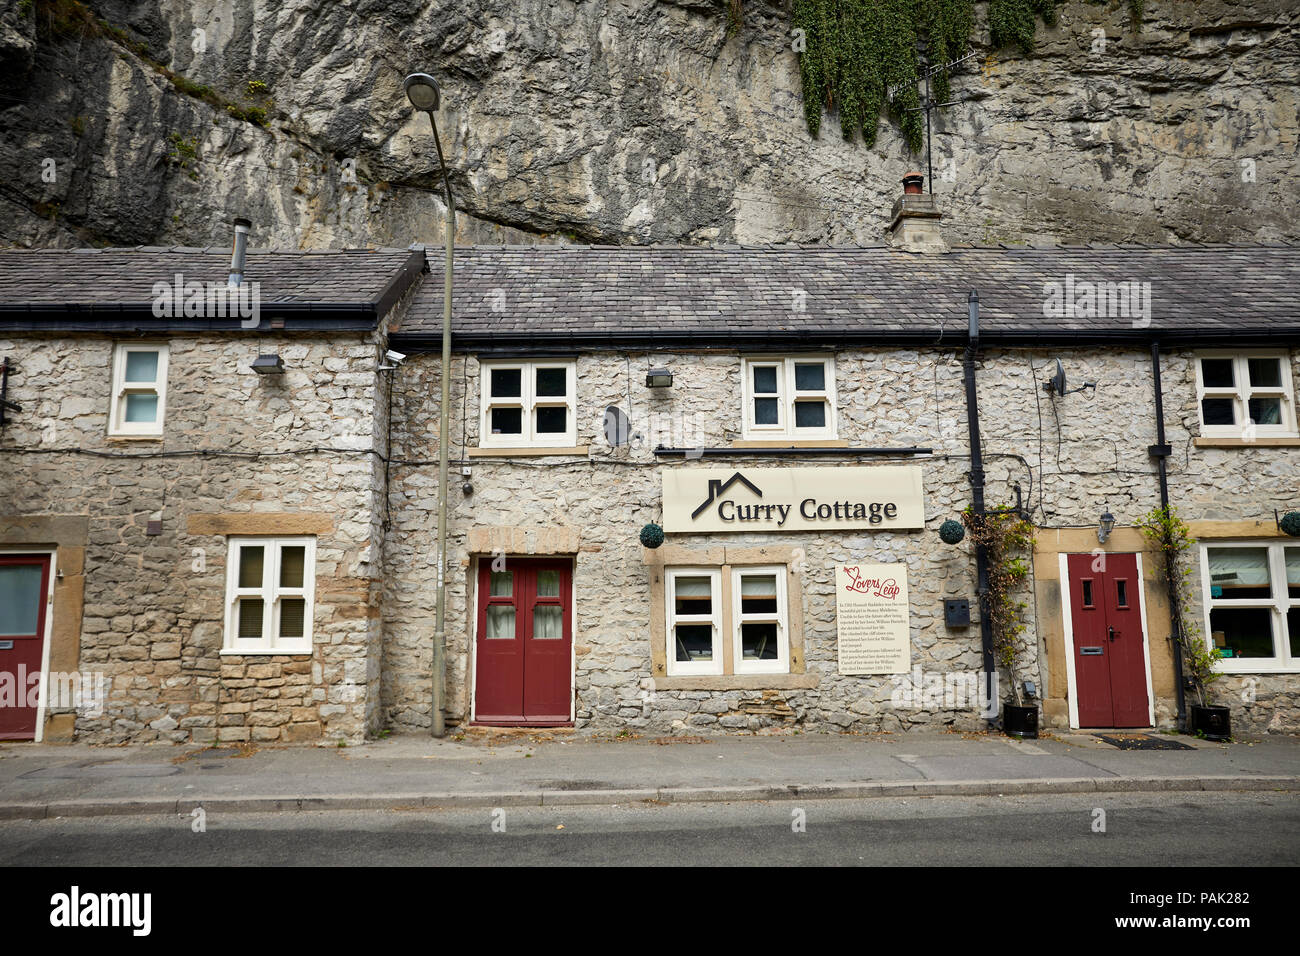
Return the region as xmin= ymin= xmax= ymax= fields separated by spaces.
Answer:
xmin=1198 ymin=541 xmax=1299 ymax=674
xmin=665 ymin=567 xmax=723 ymax=676
xmin=222 ymin=536 xmax=316 ymax=655
xmin=731 ymin=565 xmax=790 ymax=675
xmin=108 ymin=343 xmax=169 ymax=436
xmin=478 ymin=360 xmax=577 ymax=447
xmin=741 ymin=355 xmax=837 ymax=440
xmin=1194 ymin=351 xmax=1297 ymax=438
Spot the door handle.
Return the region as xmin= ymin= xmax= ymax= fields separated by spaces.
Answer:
xmin=1108 ymin=626 xmax=1118 ymax=641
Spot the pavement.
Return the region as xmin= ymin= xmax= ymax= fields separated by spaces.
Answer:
xmin=1 ymin=728 xmax=1297 ymax=820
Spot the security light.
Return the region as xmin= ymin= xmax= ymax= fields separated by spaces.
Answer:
xmin=251 ymin=354 xmax=285 ymax=375
xmin=645 ymin=368 xmax=673 ymax=388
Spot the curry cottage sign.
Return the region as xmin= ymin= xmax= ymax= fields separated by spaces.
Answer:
xmin=661 ymin=467 xmax=925 ymax=533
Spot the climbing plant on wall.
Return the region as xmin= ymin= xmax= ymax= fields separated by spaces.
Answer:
xmin=790 ymin=0 xmax=1058 ymax=152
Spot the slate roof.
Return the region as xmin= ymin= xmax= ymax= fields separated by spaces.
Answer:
xmin=0 ymin=247 xmax=425 ymax=331
xmin=394 ymin=243 xmax=1300 ymax=347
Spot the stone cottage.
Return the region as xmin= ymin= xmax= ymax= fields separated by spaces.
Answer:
xmin=2 ymin=217 xmax=1298 ymax=743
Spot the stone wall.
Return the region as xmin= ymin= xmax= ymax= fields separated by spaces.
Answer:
xmin=4 ymin=330 xmax=1295 ymax=742
xmin=0 ymin=332 xmax=388 ymax=743
xmin=384 ymin=344 xmax=1299 ymax=736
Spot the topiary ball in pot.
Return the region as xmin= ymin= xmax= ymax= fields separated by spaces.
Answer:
xmin=938 ymin=519 xmax=966 ymax=545
xmin=1281 ymin=511 xmax=1300 ymax=538
xmin=640 ymin=523 xmax=665 ymax=549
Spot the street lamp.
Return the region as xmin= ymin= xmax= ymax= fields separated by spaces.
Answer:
xmin=406 ymin=72 xmax=454 ymax=739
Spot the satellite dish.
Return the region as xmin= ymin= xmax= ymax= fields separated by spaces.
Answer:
xmin=1048 ymin=358 xmax=1067 ymax=395
xmin=1043 ymin=358 xmax=1097 ymax=397
xmin=603 ymin=406 xmax=631 ymax=447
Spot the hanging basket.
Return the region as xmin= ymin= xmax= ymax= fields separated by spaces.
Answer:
xmin=1280 ymin=511 xmax=1300 ymax=538
xmin=938 ymin=519 xmax=965 ymax=545
xmin=639 ymin=523 xmax=665 ymax=549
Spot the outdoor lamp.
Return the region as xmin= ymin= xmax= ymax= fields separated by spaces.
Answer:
xmin=403 ymin=73 xmax=440 ymax=112
xmin=1098 ymin=510 xmax=1116 ymax=544
xmin=645 ymin=368 xmax=673 ymax=388
xmin=405 ymin=70 xmax=454 ymax=739
xmin=251 ymin=354 xmax=284 ymax=375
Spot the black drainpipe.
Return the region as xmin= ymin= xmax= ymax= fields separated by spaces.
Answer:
xmin=1149 ymin=341 xmax=1187 ymax=728
xmin=964 ymin=291 xmax=997 ymax=720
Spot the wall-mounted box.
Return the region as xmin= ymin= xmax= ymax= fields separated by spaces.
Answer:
xmin=944 ymin=599 xmax=970 ymax=628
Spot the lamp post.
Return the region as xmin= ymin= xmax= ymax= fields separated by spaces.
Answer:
xmin=405 ymin=72 xmax=453 ymax=738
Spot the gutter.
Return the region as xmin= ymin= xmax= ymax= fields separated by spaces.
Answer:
xmin=390 ymin=326 xmax=1300 ymax=353
xmin=1150 ymin=341 xmax=1188 ymax=729
xmin=0 ymin=303 xmax=381 ymax=333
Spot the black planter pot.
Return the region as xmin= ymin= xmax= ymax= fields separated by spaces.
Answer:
xmin=1188 ymin=704 xmax=1231 ymax=741
xmin=1003 ymin=704 xmax=1038 ymax=739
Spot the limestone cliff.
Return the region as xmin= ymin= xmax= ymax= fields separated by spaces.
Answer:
xmin=1 ymin=0 xmax=1296 ymax=250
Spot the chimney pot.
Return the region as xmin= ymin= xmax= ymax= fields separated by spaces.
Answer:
xmin=902 ymin=173 xmax=925 ymax=195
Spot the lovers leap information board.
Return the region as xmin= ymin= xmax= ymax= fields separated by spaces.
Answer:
xmin=835 ymin=563 xmax=910 ymax=675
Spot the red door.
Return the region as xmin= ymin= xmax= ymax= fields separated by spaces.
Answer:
xmin=0 ymin=554 xmax=52 ymax=740
xmin=475 ymin=559 xmax=573 ymax=725
xmin=1066 ymin=553 xmax=1149 ymax=727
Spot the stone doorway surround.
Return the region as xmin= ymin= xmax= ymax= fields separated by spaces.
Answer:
xmin=463 ymin=525 xmax=583 ymax=727
xmin=0 ymin=515 xmax=88 ymax=742
xmin=1032 ymin=527 xmax=1174 ymax=731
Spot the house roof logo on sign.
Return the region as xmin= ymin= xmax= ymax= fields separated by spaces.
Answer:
xmin=691 ymin=471 xmax=763 ymax=520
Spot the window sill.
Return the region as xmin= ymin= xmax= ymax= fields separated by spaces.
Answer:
xmin=1194 ymin=437 xmax=1300 ymax=447
xmin=654 ymin=673 xmax=818 ymax=691
xmin=731 ymin=439 xmax=848 ymax=448
xmin=220 ymin=648 xmax=313 ymax=657
xmin=1212 ymin=664 xmax=1300 ymax=675
xmin=106 ymin=434 xmax=164 ymax=442
xmin=468 ymin=445 xmax=589 ymax=457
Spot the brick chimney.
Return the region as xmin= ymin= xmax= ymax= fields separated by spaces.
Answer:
xmin=889 ymin=173 xmax=946 ymax=253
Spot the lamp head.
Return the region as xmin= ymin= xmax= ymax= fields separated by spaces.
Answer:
xmin=404 ymin=73 xmax=441 ymax=112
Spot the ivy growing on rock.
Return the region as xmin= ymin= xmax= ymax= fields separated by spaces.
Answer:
xmin=791 ymin=0 xmax=1057 ymax=152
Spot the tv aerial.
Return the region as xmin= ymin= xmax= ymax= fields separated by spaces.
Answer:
xmin=1042 ymin=358 xmax=1097 ymax=397
xmin=899 ymin=46 xmax=981 ymax=195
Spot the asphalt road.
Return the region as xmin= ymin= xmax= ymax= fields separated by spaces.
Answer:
xmin=1 ymin=791 xmax=1296 ymax=866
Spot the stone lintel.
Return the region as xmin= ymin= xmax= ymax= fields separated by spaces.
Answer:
xmin=466 ymin=525 xmax=580 ymax=555
xmin=186 ymin=513 xmax=334 ymax=536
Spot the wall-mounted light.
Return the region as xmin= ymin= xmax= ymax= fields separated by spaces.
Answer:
xmin=251 ymin=354 xmax=285 ymax=375
xmin=645 ymin=368 xmax=673 ymax=388
xmin=1097 ymin=510 xmax=1116 ymax=544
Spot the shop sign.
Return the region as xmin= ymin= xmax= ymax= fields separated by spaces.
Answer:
xmin=661 ymin=466 xmax=924 ymax=534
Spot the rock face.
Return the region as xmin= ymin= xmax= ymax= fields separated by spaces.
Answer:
xmin=2 ymin=0 xmax=1299 ymax=248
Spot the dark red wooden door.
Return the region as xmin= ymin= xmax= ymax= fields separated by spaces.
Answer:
xmin=0 ymin=554 xmax=51 ymax=740
xmin=1067 ymin=553 xmax=1149 ymax=728
xmin=475 ymin=559 xmax=572 ymax=725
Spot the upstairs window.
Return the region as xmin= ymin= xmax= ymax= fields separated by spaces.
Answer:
xmin=223 ymin=537 xmax=316 ymax=654
xmin=741 ymin=356 xmax=836 ymax=440
xmin=109 ymin=344 xmax=168 ymax=436
xmin=1195 ymin=353 xmax=1297 ymax=439
xmin=479 ymin=360 xmax=576 ymax=447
